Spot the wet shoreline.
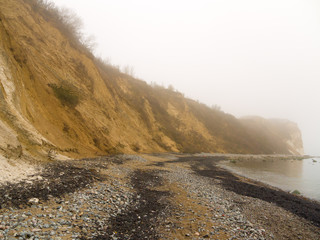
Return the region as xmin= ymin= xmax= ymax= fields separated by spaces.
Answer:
xmin=182 ymin=156 xmax=320 ymax=228
xmin=218 ymin=157 xmax=320 ymax=202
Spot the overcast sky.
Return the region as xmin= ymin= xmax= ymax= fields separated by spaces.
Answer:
xmin=52 ymin=0 xmax=320 ymax=155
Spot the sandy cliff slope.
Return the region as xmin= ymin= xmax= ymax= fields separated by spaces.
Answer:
xmin=0 ymin=0 xmax=304 ymax=168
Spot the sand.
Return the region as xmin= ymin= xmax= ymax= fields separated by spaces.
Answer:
xmin=0 ymin=155 xmax=40 ymax=184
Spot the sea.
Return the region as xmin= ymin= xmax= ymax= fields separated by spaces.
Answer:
xmin=219 ymin=157 xmax=320 ymax=202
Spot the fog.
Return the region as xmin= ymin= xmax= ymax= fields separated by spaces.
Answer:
xmin=52 ymin=0 xmax=320 ymax=156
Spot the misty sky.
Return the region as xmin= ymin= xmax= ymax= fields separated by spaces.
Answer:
xmin=52 ymin=0 xmax=320 ymax=155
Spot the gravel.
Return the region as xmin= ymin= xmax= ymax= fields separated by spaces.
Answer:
xmin=0 ymin=154 xmax=319 ymax=239
xmin=0 ymin=177 xmax=134 ymax=239
xmin=161 ymin=167 xmax=270 ymax=239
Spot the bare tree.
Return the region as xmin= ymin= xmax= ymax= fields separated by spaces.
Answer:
xmin=122 ymin=65 xmax=135 ymax=77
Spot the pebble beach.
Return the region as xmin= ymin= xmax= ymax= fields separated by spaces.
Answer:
xmin=0 ymin=154 xmax=319 ymax=239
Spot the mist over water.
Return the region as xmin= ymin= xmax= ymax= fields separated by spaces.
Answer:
xmin=52 ymin=0 xmax=320 ymax=155
xmin=221 ymin=157 xmax=320 ymax=201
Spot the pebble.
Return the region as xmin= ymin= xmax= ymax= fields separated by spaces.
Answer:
xmin=0 ymin=154 xmax=309 ymax=240
xmin=162 ymin=167 xmax=274 ymax=240
xmin=0 ymin=160 xmax=134 ymax=239
xmin=28 ymin=198 xmax=40 ymax=205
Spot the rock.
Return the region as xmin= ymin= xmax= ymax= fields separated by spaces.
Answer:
xmin=28 ymin=198 xmax=40 ymax=205
xmin=0 ymin=225 xmax=5 ymax=230
xmin=43 ymin=224 xmax=50 ymax=228
xmin=37 ymin=176 xmax=43 ymax=181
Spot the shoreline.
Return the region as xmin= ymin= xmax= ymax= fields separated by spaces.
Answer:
xmin=152 ymin=153 xmax=320 ymax=239
xmin=217 ymin=156 xmax=320 ymax=205
xmin=177 ymin=155 xmax=320 ymax=227
xmin=217 ymin=157 xmax=320 ymax=204
xmin=0 ymin=154 xmax=319 ymax=239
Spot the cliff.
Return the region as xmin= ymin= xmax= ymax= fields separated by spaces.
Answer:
xmin=240 ymin=117 xmax=304 ymax=155
xmin=0 ymin=0 xmax=304 ymax=162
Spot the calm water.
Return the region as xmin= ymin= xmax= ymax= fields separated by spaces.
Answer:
xmin=219 ymin=157 xmax=320 ymax=202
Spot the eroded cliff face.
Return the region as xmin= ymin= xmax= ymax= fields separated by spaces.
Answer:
xmin=0 ymin=0 xmax=166 ymax=160
xmin=276 ymin=120 xmax=304 ymax=155
xmin=240 ymin=117 xmax=304 ymax=155
xmin=0 ymin=0 xmax=304 ymax=162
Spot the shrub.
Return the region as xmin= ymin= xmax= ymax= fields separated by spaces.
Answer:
xmin=25 ymin=0 xmax=94 ymax=56
xmin=291 ymin=190 xmax=301 ymax=195
xmin=63 ymin=123 xmax=70 ymax=133
xmin=49 ymin=83 xmax=79 ymax=108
